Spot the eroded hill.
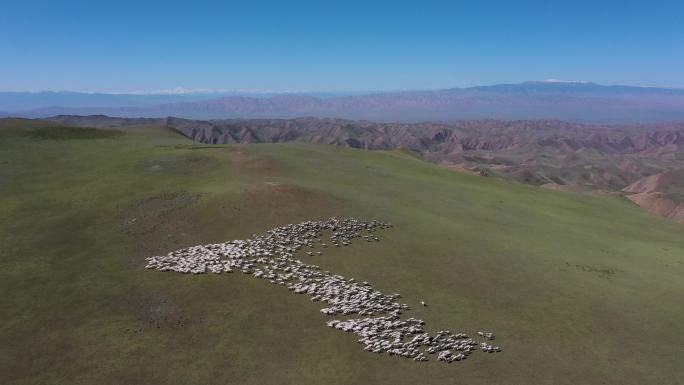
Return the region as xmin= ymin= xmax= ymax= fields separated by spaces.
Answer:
xmin=167 ymin=116 xmax=684 ymax=190
xmin=622 ymin=170 xmax=684 ymax=223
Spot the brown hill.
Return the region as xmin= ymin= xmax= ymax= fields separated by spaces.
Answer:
xmin=624 ymin=193 xmax=684 ymax=224
xmin=165 ymin=117 xmax=684 ymax=189
xmin=623 ymin=169 xmax=684 ymax=194
xmin=622 ymin=170 xmax=684 ymax=223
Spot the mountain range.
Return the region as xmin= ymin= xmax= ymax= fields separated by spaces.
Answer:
xmin=7 ymin=81 xmax=684 ymax=123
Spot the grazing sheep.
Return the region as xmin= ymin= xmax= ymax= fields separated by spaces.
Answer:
xmin=144 ymin=217 xmax=501 ymax=364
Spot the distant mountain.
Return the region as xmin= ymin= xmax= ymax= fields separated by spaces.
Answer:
xmin=0 ymin=90 xmax=320 ymax=112
xmin=469 ymin=81 xmax=684 ymax=95
xmin=8 ymin=82 xmax=684 ymax=122
xmin=0 ymin=91 xmax=219 ymax=111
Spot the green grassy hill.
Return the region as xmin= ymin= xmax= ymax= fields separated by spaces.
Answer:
xmin=2 ymin=118 xmax=683 ymax=385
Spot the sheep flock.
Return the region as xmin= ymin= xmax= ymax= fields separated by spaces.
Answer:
xmin=145 ymin=217 xmax=502 ymax=364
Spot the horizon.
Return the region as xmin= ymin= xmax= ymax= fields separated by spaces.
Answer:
xmin=2 ymin=0 xmax=683 ymax=92
xmin=4 ymin=80 xmax=684 ymax=96
xmin=4 ymin=78 xmax=684 ymax=123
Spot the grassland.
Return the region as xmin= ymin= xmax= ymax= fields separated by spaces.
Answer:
xmin=1 ymin=118 xmax=683 ymax=385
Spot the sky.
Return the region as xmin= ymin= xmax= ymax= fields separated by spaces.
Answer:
xmin=1 ymin=0 xmax=683 ymax=93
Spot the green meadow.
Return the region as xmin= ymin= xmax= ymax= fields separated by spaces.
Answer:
xmin=1 ymin=118 xmax=683 ymax=385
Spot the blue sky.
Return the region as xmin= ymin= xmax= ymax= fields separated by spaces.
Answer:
xmin=2 ymin=0 xmax=683 ymax=92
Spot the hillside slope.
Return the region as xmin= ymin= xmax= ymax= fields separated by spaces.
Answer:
xmin=1 ymin=118 xmax=684 ymax=385
xmin=49 ymin=115 xmax=684 ymax=193
xmin=623 ymin=170 xmax=684 ymax=223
